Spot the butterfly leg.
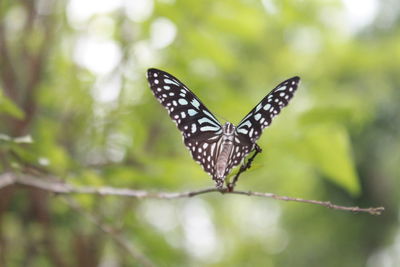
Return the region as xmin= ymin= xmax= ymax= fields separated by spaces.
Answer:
xmin=227 ymin=144 xmax=262 ymax=191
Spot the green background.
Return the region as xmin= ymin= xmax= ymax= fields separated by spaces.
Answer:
xmin=0 ymin=0 xmax=399 ymax=266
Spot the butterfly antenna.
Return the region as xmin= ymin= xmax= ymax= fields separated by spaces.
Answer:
xmin=213 ymin=112 xmax=229 ymax=124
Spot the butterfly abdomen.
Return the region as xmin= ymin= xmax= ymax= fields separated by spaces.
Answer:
xmin=215 ymin=140 xmax=234 ymax=179
xmin=213 ymin=122 xmax=236 ymax=187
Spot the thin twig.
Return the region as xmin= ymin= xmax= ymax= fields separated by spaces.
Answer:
xmin=227 ymin=144 xmax=262 ymax=191
xmin=0 ymin=172 xmax=385 ymax=215
xmin=227 ymin=191 xmax=384 ymax=215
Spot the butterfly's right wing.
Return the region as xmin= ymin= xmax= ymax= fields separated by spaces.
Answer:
xmin=147 ymin=68 xmax=223 ymax=177
xmin=235 ymin=76 xmax=300 ymax=144
xmin=227 ymin=77 xmax=300 ymax=171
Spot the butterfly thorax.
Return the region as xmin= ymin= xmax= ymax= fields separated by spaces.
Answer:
xmin=215 ymin=123 xmax=236 ymax=183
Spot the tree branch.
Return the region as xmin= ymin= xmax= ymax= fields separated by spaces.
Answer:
xmin=0 ymin=172 xmax=384 ymax=215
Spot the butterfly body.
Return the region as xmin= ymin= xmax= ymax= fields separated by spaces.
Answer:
xmin=147 ymin=68 xmax=300 ymax=189
xmin=214 ymin=122 xmax=236 ymax=187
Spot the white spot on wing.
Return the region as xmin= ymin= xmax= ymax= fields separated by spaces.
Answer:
xmin=198 ymin=117 xmax=220 ymax=127
xmin=191 ymin=99 xmax=201 ymax=109
xmin=237 ymin=128 xmax=248 ymax=134
xmin=210 ymin=143 xmax=216 ymax=156
xmin=164 ymin=78 xmax=179 ymax=86
xmin=238 ymin=120 xmax=251 ymax=130
xmin=188 ymin=109 xmax=198 ymax=116
xmin=264 ymin=104 xmax=272 ymax=110
xmin=200 ymin=126 xmax=220 ymax=132
xmin=191 ymin=124 xmax=197 ymax=133
xmin=202 ymin=110 xmax=220 ymax=125
xmin=178 ymin=98 xmax=188 ymax=105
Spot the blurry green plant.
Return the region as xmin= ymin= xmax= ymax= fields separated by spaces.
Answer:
xmin=0 ymin=0 xmax=398 ymax=266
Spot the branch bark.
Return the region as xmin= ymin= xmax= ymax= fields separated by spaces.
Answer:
xmin=0 ymin=172 xmax=384 ymax=215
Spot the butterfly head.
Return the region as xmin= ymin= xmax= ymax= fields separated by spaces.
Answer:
xmin=222 ymin=122 xmax=235 ymax=142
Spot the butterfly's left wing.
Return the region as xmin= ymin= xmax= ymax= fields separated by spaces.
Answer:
xmin=228 ymin=77 xmax=301 ymax=170
xmin=147 ymin=68 xmax=223 ymax=178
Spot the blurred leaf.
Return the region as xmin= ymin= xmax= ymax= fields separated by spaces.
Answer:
xmin=0 ymin=134 xmax=33 ymax=144
xmin=13 ymin=135 xmax=33 ymax=143
xmin=304 ymin=123 xmax=360 ymax=196
xmin=0 ymin=90 xmax=24 ymax=119
xmin=0 ymin=133 xmax=12 ymax=142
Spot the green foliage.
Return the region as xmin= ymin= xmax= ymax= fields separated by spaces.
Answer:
xmin=304 ymin=123 xmax=360 ymax=195
xmin=0 ymin=0 xmax=399 ymax=266
xmin=0 ymin=90 xmax=24 ymax=119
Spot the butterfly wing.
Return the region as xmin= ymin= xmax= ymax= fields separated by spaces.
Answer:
xmin=229 ymin=76 xmax=301 ymax=170
xmin=147 ymin=68 xmax=223 ymax=177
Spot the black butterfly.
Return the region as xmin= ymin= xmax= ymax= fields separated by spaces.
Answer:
xmin=147 ymin=68 xmax=300 ymax=189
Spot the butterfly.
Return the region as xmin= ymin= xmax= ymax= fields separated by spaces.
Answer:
xmin=147 ymin=68 xmax=300 ymax=189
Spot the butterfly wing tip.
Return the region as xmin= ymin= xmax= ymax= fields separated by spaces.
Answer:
xmin=147 ymin=68 xmax=163 ymax=79
xmin=289 ymin=76 xmax=301 ymax=85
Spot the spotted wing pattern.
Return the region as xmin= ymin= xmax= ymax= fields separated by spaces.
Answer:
xmin=147 ymin=68 xmax=300 ymax=187
xmin=229 ymin=76 xmax=300 ymax=170
xmin=147 ymin=68 xmax=223 ymax=177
